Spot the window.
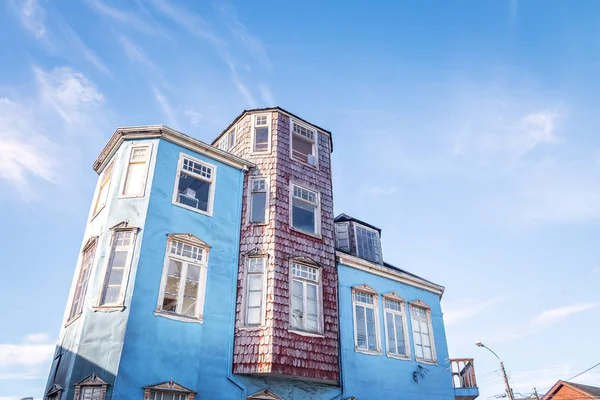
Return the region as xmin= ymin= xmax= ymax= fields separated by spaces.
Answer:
xmin=92 ymin=160 xmax=114 ymax=217
xmin=73 ymin=373 xmax=108 ymax=400
xmin=217 ymin=129 xmax=236 ymax=151
xmin=353 ymin=289 xmax=379 ymax=353
xmin=244 ymin=257 xmax=265 ymax=325
xmin=80 ymin=387 xmax=102 ymax=400
xmin=148 ymin=391 xmax=188 ymax=400
xmin=98 ymin=230 xmax=135 ymax=306
xmin=173 ymin=154 xmax=216 ymax=215
xmin=157 ymin=236 xmax=208 ymax=320
xmin=291 ymin=120 xmax=317 ymax=166
xmin=69 ymin=239 xmax=97 ymax=321
xmin=249 ymin=177 xmax=267 ymax=224
xmin=253 ymin=114 xmax=270 ymax=153
xmin=355 ymin=225 xmax=382 ymax=263
xmin=290 ymin=262 xmax=321 ymax=333
xmin=411 ymin=303 xmax=436 ymax=362
xmin=383 ymin=297 xmax=409 ymax=358
xmin=290 ymin=184 xmax=320 ymax=235
xmin=121 ymin=145 xmax=151 ymax=197
xmin=335 ymin=222 xmax=350 ymax=251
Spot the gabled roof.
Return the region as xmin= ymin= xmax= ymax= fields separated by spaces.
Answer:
xmin=73 ymin=373 xmax=108 ymax=387
xmin=542 ymin=380 xmax=600 ymax=399
xmin=247 ymin=389 xmax=284 ymax=400
xmin=143 ymin=380 xmax=195 ymax=394
xmin=214 ymin=106 xmax=333 ymax=151
xmin=334 ymin=213 xmax=382 ymax=233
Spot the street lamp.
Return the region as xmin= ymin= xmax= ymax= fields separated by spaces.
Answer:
xmin=475 ymin=342 xmax=515 ymax=400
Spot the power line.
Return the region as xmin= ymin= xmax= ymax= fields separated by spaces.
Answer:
xmin=565 ymin=362 xmax=600 ymax=382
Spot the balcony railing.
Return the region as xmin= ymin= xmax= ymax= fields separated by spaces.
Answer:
xmin=450 ymin=358 xmax=477 ymax=389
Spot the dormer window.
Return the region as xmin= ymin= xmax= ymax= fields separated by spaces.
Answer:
xmin=355 ymin=224 xmax=382 ymax=263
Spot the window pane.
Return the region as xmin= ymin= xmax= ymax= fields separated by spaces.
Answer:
xmin=182 ymin=158 xmax=212 ymax=179
xmin=420 ymin=320 xmax=429 ymax=334
xmin=228 ymin=130 xmax=236 ymax=148
xmin=366 ymin=307 xmax=377 ymax=351
xmin=248 ymin=275 xmax=262 ymax=291
xmin=292 ymin=198 xmax=316 ymax=233
xmin=292 ymin=135 xmax=313 ymax=163
xmin=394 ymin=314 xmax=406 ymax=355
xmin=353 ymin=291 xmax=374 ymax=304
xmin=182 ymin=296 xmax=197 ymax=316
xmin=177 ymin=172 xmax=211 ymax=211
xmin=423 ymin=346 xmax=432 ymax=360
xmin=186 ymin=264 xmax=200 ymax=281
xmin=123 ymin=161 xmax=145 ymax=196
xmin=250 ymin=192 xmax=266 ymax=223
xmin=248 ymin=257 xmax=264 ymax=272
xmin=165 ymin=276 xmax=180 ymax=295
xmin=254 ymin=127 xmax=269 ymax=151
xmin=247 ymin=308 xmax=261 ymax=325
xmin=184 ymin=279 xmax=198 ymax=297
xmin=356 ymin=225 xmax=381 ymax=263
xmin=162 ymin=292 xmax=177 ymax=312
xmin=291 ymin=280 xmax=304 ymax=328
xmin=162 ymin=394 xmax=174 ymax=400
xmin=107 ymin=268 xmax=124 ymax=286
xmin=386 ymin=312 xmax=396 ymax=353
xmin=415 ymin=344 xmax=424 ymax=359
xmin=111 ymin=250 xmax=128 ymax=268
xmin=102 ymin=286 xmax=120 ymax=304
xmin=355 ymin=305 xmax=367 ymax=349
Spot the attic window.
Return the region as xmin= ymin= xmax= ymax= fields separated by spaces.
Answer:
xmin=291 ymin=120 xmax=317 ymax=166
xmin=335 ymin=222 xmax=350 ymax=251
xmin=355 ymin=225 xmax=382 ymax=263
xmin=253 ymin=114 xmax=270 ymax=153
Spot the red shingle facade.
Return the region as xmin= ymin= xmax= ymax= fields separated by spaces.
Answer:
xmin=217 ymin=109 xmax=339 ymax=384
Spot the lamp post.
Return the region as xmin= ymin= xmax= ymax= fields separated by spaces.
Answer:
xmin=475 ymin=341 xmax=515 ymax=400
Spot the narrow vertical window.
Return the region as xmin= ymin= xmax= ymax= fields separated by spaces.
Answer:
xmin=290 ymin=262 xmax=321 ymax=333
xmin=158 ymin=236 xmax=208 ymax=320
xmin=69 ymin=239 xmax=97 ymax=321
xmin=290 ymin=184 xmax=320 ymax=235
xmin=228 ymin=128 xmax=236 ymax=149
xmin=92 ymin=160 xmax=114 ymax=217
xmin=384 ymin=298 xmax=409 ymax=358
xmin=173 ymin=155 xmax=216 ymax=215
xmin=355 ymin=225 xmax=382 ymax=263
xmin=249 ymin=177 xmax=267 ymax=224
xmin=121 ymin=145 xmax=151 ymax=197
xmin=253 ymin=114 xmax=269 ymax=152
xmin=353 ymin=290 xmax=379 ymax=352
xmin=411 ymin=304 xmax=436 ymax=362
xmin=291 ymin=120 xmax=317 ymax=166
xmin=335 ymin=222 xmax=350 ymax=251
xmin=99 ymin=230 xmax=135 ymax=306
xmin=245 ymin=257 xmax=265 ymax=326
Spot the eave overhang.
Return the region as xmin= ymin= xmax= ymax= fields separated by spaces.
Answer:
xmin=93 ymin=125 xmax=255 ymax=174
xmin=336 ymin=251 xmax=445 ymax=298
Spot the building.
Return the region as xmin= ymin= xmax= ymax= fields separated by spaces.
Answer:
xmin=542 ymin=381 xmax=600 ymax=400
xmin=44 ymin=107 xmax=479 ymax=400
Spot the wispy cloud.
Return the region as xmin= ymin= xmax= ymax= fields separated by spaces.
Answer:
xmin=258 ymin=84 xmax=275 ymax=106
xmin=532 ymin=303 xmax=598 ymax=325
xmin=0 ymin=333 xmax=54 ymax=368
xmin=34 ymin=66 xmax=104 ymax=125
xmin=184 ymin=109 xmax=202 ymax=127
xmin=118 ymin=35 xmax=156 ymax=71
xmin=85 ymin=0 xmax=167 ymax=37
xmin=13 ymin=0 xmax=46 ymax=38
xmin=444 ymin=297 xmax=506 ymax=326
xmin=57 ymin=22 xmax=111 ymax=75
xmin=152 ymin=87 xmax=178 ymax=128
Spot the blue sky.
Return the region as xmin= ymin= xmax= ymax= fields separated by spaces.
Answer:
xmin=1 ymin=0 xmax=599 ymax=399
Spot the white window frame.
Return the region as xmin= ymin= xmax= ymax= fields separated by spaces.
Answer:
xmin=68 ymin=237 xmax=98 ymax=322
xmin=156 ymin=235 xmax=209 ymax=322
xmin=79 ymin=386 xmax=104 ymax=400
xmin=91 ymin=160 xmax=115 ymax=218
xmin=289 ymin=119 xmax=318 ymax=168
xmin=242 ymin=255 xmax=267 ymax=327
xmin=289 ymin=261 xmax=323 ymax=335
xmin=410 ymin=301 xmax=437 ymax=364
xmin=172 ymin=153 xmax=217 ymax=217
xmin=335 ymin=221 xmax=350 ymax=251
xmin=251 ymin=114 xmax=271 ymax=154
xmin=216 ymin=128 xmax=236 ymax=151
xmin=248 ymin=176 xmax=269 ymax=225
xmin=352 ymin=285 xmax=381 ymax=355
xmin=147 ymin=391 xmax=189 ymax=400
xmin=383 ymin=294 xmax=410 ymax=360
xmin=289 ymin=182 xmax=321 ymax=237
xmin=119 ymin=143 xmax=153 ymax=198
xmin=95 ymin=227 xmax=137 ymax=310
xmin=354 ymin=224 xmax=383 ymax=264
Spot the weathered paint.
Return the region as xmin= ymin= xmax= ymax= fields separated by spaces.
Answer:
xmin=338 ymin=262 xmax=456 ymax=400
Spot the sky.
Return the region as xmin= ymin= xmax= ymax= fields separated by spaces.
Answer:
xmin=1 ymin=0 xmax=599 ymax=399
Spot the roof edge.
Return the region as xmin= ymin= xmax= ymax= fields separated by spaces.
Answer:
xmin=93 ymin=125 xmax=255 ymax=174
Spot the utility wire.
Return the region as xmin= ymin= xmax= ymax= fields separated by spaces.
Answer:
xmin=538 ymin=361 xmax=600 ymax=393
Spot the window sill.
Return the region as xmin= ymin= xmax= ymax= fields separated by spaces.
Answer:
xmin=416 ymin=358 xmax=438 ymax=366
xmin=64 ymin=314 xmax=81 ymax=328
xmin=172 ymin=201 xmax=213 ymax=217
xmin=355 ymin=347 xmax=382 ymax=356
xmin=248 ymin=222 xmax=268 ymax=227
xmin=154 ymin=311 xmax=204 ymax=324
xmin=291 ymin=156 xmax=319 ymax=170
xmin=288 ymin=329 xmax=325 ymax=338
xmin=238 ymin=325 xmax=265 ymax=331
xmin=387 ymin=353 xmax=411 ymax=361
xmin=250 ymin=150 xmax=272 ymax=156
xmin=290 ymin=226 xmax=322 ymax=239
xmin=118 ymin=193 xmax=145 ymax=199
xmin=92 ymin=305 xmax=125 ymax=313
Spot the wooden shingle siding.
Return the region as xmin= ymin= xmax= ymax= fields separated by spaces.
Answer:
xmin=230 ymin=111 xmax=339 ymax=384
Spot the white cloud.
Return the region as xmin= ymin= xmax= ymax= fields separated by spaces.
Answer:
xmin=14 ymin=0 xmax=45 ymax=38
xmin=118 ymin=36 xmax=156 ymax=71
xmin=258 ymin=84 xmax=275 ymax=106
xmin=152 ymin=87 xmax=177 ymax=128
xmin=444 ymin=297 xmax=506 ymax=326
xmin=34 ymin=66 xmax=104 ymax=124
xmin=85 ymin=0 xmax=168 ymax=37
xmin=184 ymin=110 xmax=202 ymax=127
xmin=532 ymin=303 xmax=598 ymax=325
xmin=0 ymin=137 xmax=57 ymax=188
xmin=0 ymin=334 xmax=54 ymax=368
xmin=57 ymin=22 xmax=110 ymax=75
